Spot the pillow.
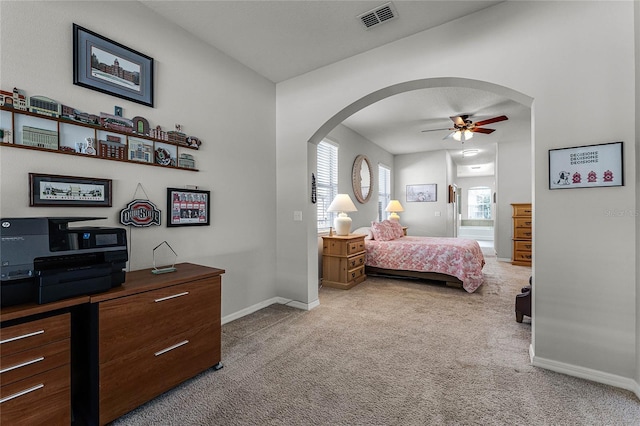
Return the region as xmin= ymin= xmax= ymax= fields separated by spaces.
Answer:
xmin=352 ymin=226 xmax=373 ymax=240
xmin=370 ymin=221 xmax=396 ymax=241
xmin=386 ymin=220 xmax=404 ymax=239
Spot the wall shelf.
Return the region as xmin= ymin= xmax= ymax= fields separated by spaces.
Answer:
xmin=0 ymin=106 xmax=200 ymax=172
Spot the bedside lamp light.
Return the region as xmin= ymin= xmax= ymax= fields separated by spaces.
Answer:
xmin=327 ymin=194 xmax=358 ymax=236
xmin=385 ymin=200 xmax=404 ymax=222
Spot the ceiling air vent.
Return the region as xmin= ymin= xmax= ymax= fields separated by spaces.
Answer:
xmin=358 ymin=2 xmax=398 ymax=30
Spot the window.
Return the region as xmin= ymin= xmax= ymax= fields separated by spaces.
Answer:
xmin=317 ymin=140 xmax=338 ymax=232
xmin=378 ymin=164 xmax=391 ymax=222
xmin=467 ymin=187 xmax=492 ymax=219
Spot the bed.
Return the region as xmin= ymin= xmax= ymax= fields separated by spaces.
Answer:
xmin=355 ymin=222 xmax=485 ymax=293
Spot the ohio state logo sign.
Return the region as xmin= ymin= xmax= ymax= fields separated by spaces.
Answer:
xmin=120 ymin=199 xmax=161 ymax=227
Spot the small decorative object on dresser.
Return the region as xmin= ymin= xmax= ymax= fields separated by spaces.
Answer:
xmin=511 ymin=203 xmax=532 ymax=266
xmin=321 ymin=234 xmax=366 ymax=289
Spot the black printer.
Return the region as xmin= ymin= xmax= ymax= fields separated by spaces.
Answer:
xmin=1 ymin=217 xmax=128 ymax=307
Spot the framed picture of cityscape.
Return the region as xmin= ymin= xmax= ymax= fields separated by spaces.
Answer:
xmin=29 ymin=173 xmax=112 ymax=207
xmin=73 ymin=24 xmax=154 ymax=107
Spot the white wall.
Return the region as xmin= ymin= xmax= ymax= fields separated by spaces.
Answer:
xmin=394 ymin=150 xmax=450 ymax=236
xmin=325 ymin=124 xmax=394 ymax=229
xmin=0 ymin=1 xmax=278 ymax=318
xmin=495 ymin=139 xmax=532 ymax=260
xmin=276 ymin=1 xmax=637 ymax=393
xmin=635 ymin=0 xmax=640 ymax=390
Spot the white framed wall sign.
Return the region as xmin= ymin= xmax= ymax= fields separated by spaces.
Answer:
xmin=549 ymin=141 xmax=623 ymax=189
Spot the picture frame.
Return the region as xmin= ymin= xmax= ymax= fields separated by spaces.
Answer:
xmin=406 ymin=184 xmax=437 ymax=202
xmin=73 ymin=24 xmax=154 ymax=107
xmin=167 ymin=188 xmax=210 ymax=227
xmin=29 ymin=173 xmax=112 ymax=207
xmin=549 ymin=141 xmax=624 ymax=189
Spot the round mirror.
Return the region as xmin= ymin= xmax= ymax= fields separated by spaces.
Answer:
xmin=352 ymin=155 xmax=373 ymax=203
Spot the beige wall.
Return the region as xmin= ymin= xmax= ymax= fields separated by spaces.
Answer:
xmin=277 ymin=1 xmax=637 ymax=393
xmin=0 ymin=1 xmax=278 ymax=319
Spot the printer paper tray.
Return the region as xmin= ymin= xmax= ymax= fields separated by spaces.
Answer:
xmin=37 ymin=264 xmax=113 ymax=304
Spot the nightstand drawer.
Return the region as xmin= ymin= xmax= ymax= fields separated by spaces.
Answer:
xmin=347 ymin=239 xmax=365 ymax=255
xmin=348 ymin=253 xmax=365 ymax=269
xmin=98 ymin=277 xmax=220 ymax=364
xmin=0 ymin=314 xmax=70 ymax=357
xmin=348 ymin=265 xmax=365 ymax=282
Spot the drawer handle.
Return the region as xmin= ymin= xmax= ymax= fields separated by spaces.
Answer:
xmin=0 ymin=384 xmax=44 ymax=404
xmin=154 ymin=292 xmax=189 ymax=303
xmin=0 ymin=330 xmax=44 ymax=345
xmin=0 ymin=356 xmax=45 ymax=374
xmin=154 ymin=340 xmax=189 ymax=357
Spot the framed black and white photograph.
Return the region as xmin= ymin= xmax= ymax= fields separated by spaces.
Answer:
xmin=549 ymin=141 xmax=624 ymax=189
xmin=406 ymin=184 xmax=437 ymax=202
xmin=167 ymin=188 xmax=210 ymax=227
xmin=73 ymin=24 xmax=154 ymax=107
xmin=29 ymin=173 xmax=112 ymax=207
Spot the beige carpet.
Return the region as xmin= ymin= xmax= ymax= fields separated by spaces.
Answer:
xmin=113 ymin=252 xmax=640 ymax=425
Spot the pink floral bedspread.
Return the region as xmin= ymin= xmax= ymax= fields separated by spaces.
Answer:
xmin=365 ymin=236 xmax=485 ymax=292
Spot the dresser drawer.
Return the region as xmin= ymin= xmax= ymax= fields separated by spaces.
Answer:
xmin=514 ymin=250 xmax=533 ymax=262
xmin=514 ymin=228 xmax=532 ymax=239
xmin=99 ymin=277 xmax=221 ymax=364
xmin=348 ymin=253 xmax=365 ymax=269
xmin=347 ymin=238 xmax=365 ymax=255
xmin=1 ymin=339 xmax=69 ymax=387
xmin=0 ymin=314 xmax=70 ymax=357
xmin=513 ymin=205 xmax=532 ymax=216
xmin=514 ymin=240 xmax=532 ymax=252
xmin=347 ymin=265 xmax=365 ymax=282
xmin=98 ymin=323 xmax=218 ymax=425
xmin=514 ymin=217 xmax=533 ymax=228
xmin=0 ymin=363 xmax=70 ymax=426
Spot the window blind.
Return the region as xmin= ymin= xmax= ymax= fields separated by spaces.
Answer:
xmin=378 ymin=164 xmax=391 ymax=221
xmin=317 ymin=140 xmax=338 ymax=231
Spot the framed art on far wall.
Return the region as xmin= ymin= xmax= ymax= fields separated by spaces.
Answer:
xmin=29 ymin=173 xmax=112 ymax=207
xmin=167 ymin=188 xmax=210 ymax=227
xmin=406 ymin=184 xmax=437 ymax=202
xmin=73 ymin=24 xmax=154 ymax=107
xmin=549 ymin=141 xmax=623 ymax=189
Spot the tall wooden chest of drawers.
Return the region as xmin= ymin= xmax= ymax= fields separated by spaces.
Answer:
xmin=322 ymin=234 xmax=366 ymax=289
xmin=511 ymin=203 xmax=532 ymax=266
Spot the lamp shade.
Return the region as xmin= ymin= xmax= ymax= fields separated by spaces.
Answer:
xmin=327 ymin=194 xmax=357 ymax=236
xmin=327 ymin=194 xmax=357 ymax=213
xmin=385 ymin=199 xmax=404 ymax=222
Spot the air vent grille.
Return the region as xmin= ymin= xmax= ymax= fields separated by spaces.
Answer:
xmin=358 ymin=2 xmax=398 ymax=29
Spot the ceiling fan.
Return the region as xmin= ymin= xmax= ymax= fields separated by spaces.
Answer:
xmin=421 ymin=114 xmax=508 ymax=142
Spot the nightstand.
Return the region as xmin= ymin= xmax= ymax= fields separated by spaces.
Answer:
xmin=321 ymin=234 xmax=366 ymax=289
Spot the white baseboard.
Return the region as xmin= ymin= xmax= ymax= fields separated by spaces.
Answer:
xmin=221 ymin=296 xmax=320 ymax=325
xmin=496 ymin=257 xmax=511 ymax=262
xmin=530 ymin=346 xmax=640 ymax=399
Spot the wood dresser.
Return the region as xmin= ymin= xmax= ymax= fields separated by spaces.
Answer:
xmin=0 ymin=296 xmax=88 ymax=425
xmin=511 ymin=203 xmax=533 ymax=266
xmin=87 ymin=263 xmax=224 ymax=425
xmin=321 ymin=234 xmax=366 ymax=289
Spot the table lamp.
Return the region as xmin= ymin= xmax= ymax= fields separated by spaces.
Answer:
xmin=385 ymin=200 xmax=404 ymax=222
xmin=327 ymin=194 xmax=358 ymax=236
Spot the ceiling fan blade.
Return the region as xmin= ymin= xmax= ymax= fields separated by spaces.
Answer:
xmin=474 ymin=115 xmax=508 ymax=127
xmin=450 ymin=115 xmax=468 ymax=127
xmin=471 ymin=127 xmax=495 ymax=134
xmin=421 ymin=127 xmax=451 ymax=133
xmin=443 ymin=131 xmax=456 ymax=140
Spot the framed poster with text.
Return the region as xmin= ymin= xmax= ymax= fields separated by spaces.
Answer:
xmin=549 ymin=141 xmax=623 ymax=189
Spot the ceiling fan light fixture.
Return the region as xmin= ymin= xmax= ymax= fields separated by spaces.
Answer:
xmin=453 ymin=129 xmax=473 ymax=142
xmin=462 ymin=149 xmax=479 ymax=157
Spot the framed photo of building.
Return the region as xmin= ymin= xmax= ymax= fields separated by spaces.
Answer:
xmin=166 ymin=188 xmax=210 ymax=227
xmin=73 ymin=24 xmax=154 ymax=107
xmin=29 ymin=173 xmax=112 ymax=207
xmin=406 ymin=184 xmax=437 ymax=202
xmin=549 ymin=141 xmax=624 ymax=189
